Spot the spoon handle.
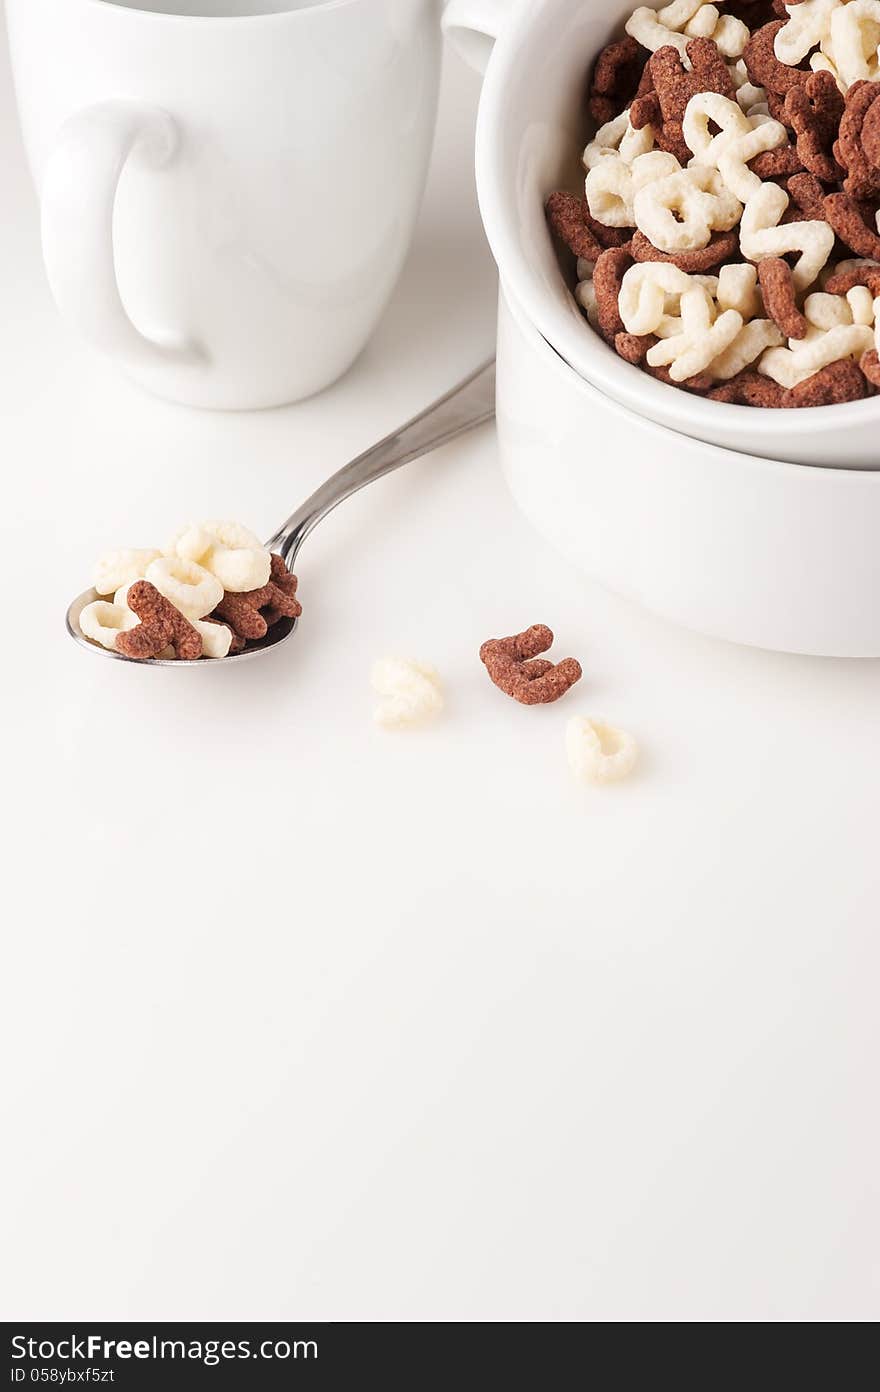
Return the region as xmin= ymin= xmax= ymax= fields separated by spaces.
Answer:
xmin=266 ymin=359 xmax=496 ymax=566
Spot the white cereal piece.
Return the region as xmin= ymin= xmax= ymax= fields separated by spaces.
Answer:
xmin=618 ymin=262 xmax=694 ymax=335
xmin=631 ymin=1 xmax=747 ymax=60
xmin=93 ymin=548 xmax=161 ymax=596
xmin=728 ymin=57 xmax=749 ymax=89
xmin=626 ymin=6 xmax=691 ymax=59
xmin=586 ymin=149 xmax=678 ymax=228
xmin=717 ymin=262 xmax=761 ymax=318
xmin=758 ymin=323 xmax=874 ymax=386
xmin=682 ymin=93 xmax=787 ymax=202
xmin=810 ymin=43 xmax=846 ymax=92
xmin=583 ymin=112 xmax=653 ymax=172
xmin=145 ymin=556 xmax=223 ymax=619
xmin=828 ymin=1 xmax=880 ymax=89
xmin=191 ymin=619 xmax=233 ymax=660
xmin=630 ymin=150 xmax=683 ymax=190
xmin=657 ymin=0 xmax=705 ymax=26
xmin=633 ymin=163 xmax=741 ymax=253
xmin=586 ymin=158 xmax=637 ymax=227
xmin=619 ymin=119 xmax=655 ymax=166
xmin=583 ymin=111 xmax=628 ymax=170
xmin=575 ymin=275 xmax=600 ymax=328
xmin=716 ymin=115 xmax=787 ymax=198
xmin=874 ymin=296 xmax=880 ymax=351
xmin=371 ymin=658 xmax=443 ymax=730
xmin=729 ymin=58 xmax=768 ymax=113
xmin=646 ymin=286 xmax=743 ymax=381
xmin=171 ymin=520 xmax=271 ymax=593
xmin=803 ymin=290 xmax=853 ymax=330
xmin=684 ymin=3 xmax=718 ymax=38
xmin=739 ymin=183 xmax=835 ymax=291
xmin=565 ymin=716 xmax=638 ymax=784
xmin=694 ymin=12 xmax=749 ymax=57
xmin=682 ymin=90 xmax=749 ymax=161
xmin=78 ymin=599 xmax=138 ymax=650
xmin=847 ymin=285 xmax=875 ymax=325
xmin=774 ymin=0 xmax=840 ymax=68
xmin=708 ymin=318 xmax=784 ymax=378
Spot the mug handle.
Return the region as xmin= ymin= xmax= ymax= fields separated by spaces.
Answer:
xmin=442 ymin=0 xmax=511 ymax=75
xmin=40 ymin=100 xmax=203 ymax=372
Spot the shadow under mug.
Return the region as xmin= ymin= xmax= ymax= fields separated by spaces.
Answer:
xmin=6 ymin=0 xmax=443 ymax=410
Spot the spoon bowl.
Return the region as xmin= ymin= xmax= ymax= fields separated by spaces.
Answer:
xmin=66 ymin=360 xmax=495 ymax=667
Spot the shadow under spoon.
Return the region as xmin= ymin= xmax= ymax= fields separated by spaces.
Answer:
xmin=66 ymin=359 xmax=496 ymax=667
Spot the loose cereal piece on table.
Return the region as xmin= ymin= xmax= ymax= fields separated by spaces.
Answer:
xmin=480 ymin=625 xmax=582 ymax=706
xmin=371 ymin=658 xmax=444 ymax=729
xmin=565 ymin=716 xmax=639 ymax=784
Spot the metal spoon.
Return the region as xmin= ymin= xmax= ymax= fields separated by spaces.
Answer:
xmin=66 ymin=359 xmax=496 ymax=666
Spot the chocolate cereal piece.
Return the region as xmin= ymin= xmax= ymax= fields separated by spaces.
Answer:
xmin=790 ymin=357 xmax=868 ymax=406
xmin=743 ymin=21 xmax=810 ymax=97
xmin=589 ymin=36 xmax=645 ymax=126
xmin=262 ymin=553 xmax=302 ymax=627
xmin=785 ymin=171 xmax=828 ymax=220
xmin=545 ymin=192 xmax=629 ymax=262
xmin=614 ymin=331 xmax=656 ymax=365
xmin=545 ymin=192 xmax=603 ymax=262
xmin=115 ymin=580 xmax=203 ymax=661
xmin=784 ymin=71 xmax=844 ymax=183
xmin=710 ymin=359 xmax=867 ymax=408
xmin=214 ymin=554 xmax=302 ymax=642
xmin=592 ymin=245 xmax=633 ymax=340
xmin=479 ymin=625 xmax=582 ymax=706
xmin=645 ymin=363 xmax=714 ymax=393
xmin=824 ymin=265 xmax=880 ymax=297
xmin=823 ymin=192 xmax=880 ymax=260
xmin=633 ymin=39 xmax=734 ymax=165
xmin=859 ymin=348 xmax=880 ymax=387
xmin=835 ymin=81 xmax=880 ymax=201
xmin=858 ymin=93 xmax=880 ymax=170
xmin=708 ymin=370 xmax=789 ymax=406
xmin=630 ymin=228 xmax=739 ymax=272
xmin=758 ymin=257 xmax=809 ymax=339
xmin=750 ymin=146 xmax=804 ymax=180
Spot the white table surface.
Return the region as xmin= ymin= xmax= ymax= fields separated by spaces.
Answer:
xmin=2 ymin=37 xmax=878 ymax=1325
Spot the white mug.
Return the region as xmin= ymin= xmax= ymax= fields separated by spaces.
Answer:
xmin=443 ymin=0 xmax=880 ymax=469
xmin=6 ymin=0 xmax=443 ymax=410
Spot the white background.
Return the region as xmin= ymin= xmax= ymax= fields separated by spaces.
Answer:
xmin=1 ymin=28 xmax=879 ymax=1324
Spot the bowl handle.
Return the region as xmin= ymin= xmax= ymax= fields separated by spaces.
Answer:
xmin=442 ymin=0 xmax=511 ymax=75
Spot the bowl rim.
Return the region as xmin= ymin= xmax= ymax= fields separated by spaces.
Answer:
xmin=500 ymin=278 xmax=880 ymax=485
xmin=475 ymin=0 xmax=880 ymax=452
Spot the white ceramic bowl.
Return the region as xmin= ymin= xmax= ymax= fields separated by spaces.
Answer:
xmin=446 ymin=0 xmax=880 ymax=469
xmin=496 ymin=283 xmax=880 ymax=654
